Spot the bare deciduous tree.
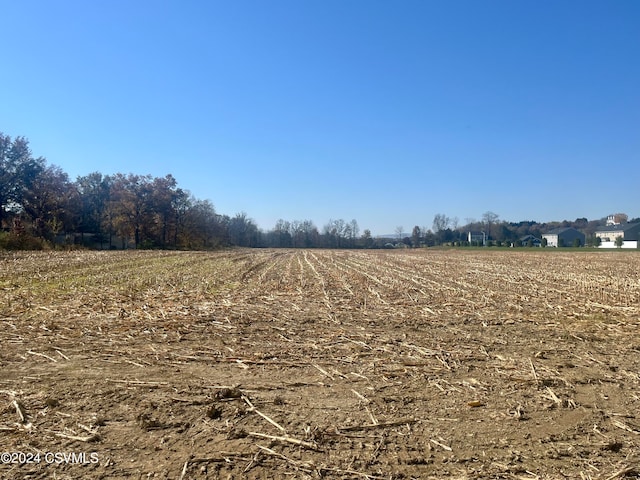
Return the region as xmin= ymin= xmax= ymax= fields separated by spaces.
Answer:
xmin=432 ymin=214 xmax=449 ymax=232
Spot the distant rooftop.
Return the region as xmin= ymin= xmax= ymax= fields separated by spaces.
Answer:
xmin=595 ymin=222 xmax=639 ymax=232
xmin=544 ymin=227 xmax=577 ymax=235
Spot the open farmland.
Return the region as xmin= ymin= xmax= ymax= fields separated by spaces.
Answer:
xmin=1 ymin=249 xmax=640 ymax=479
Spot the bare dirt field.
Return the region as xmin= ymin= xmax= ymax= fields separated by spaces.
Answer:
xmin=1 ymin=248 xmax=640 ymax=479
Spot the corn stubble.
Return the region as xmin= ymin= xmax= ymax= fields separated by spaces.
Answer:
xmin=1 ymin=248 xmax=639 ymax=479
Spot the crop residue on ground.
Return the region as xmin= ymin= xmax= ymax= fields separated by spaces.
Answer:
xmin=1 ymin=249 xmax=639 ymax=479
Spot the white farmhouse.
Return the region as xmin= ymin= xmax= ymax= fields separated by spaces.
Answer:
xmin=595 ymin=222 xmax=640 ymax=249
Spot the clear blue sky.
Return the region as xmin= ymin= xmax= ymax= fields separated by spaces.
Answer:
xmin=2 ymin=1 xmax=639 ymax=235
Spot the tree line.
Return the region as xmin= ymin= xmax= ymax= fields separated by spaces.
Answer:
xmin=0 ymin=133 xmax=370 ymax=250
xmin=1 ymin=132 xmax=629 ymax=250
xmin=0 ymin=133 xmax=255 ymax=249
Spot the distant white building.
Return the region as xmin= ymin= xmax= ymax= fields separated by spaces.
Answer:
xmin=606 ymin=213 xmax=628 ymax=226
xmin=542 ymin=227 xmax=585 ymax=247
xmin=595 ymin=222 xmax=640 ymax=249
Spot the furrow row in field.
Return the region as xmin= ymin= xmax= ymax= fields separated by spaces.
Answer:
xmin=458 ymin=251 xmax=640 ymax=298
xmin=306 ymin=251 xmax=398 ymax=316
xmin=393 ymin=253 xmax=568 ymax=316
xmin=338 ymin=252 xmax=485 ymax=316
xmin=366 ymin=250 xmax=640 ymax=321
xmin=1 ymin=251 xmax=252 ymax=322
xmin=301 ymin=251 xmax=348 ymax=324
xmin=1 ymin=251 xmax=214 ymax=293
xmin=455 ymin=253 xmax=640 ymax=317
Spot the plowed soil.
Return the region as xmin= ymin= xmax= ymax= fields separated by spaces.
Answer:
xmin=1 ymin=249 xmax=639 ymax=479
